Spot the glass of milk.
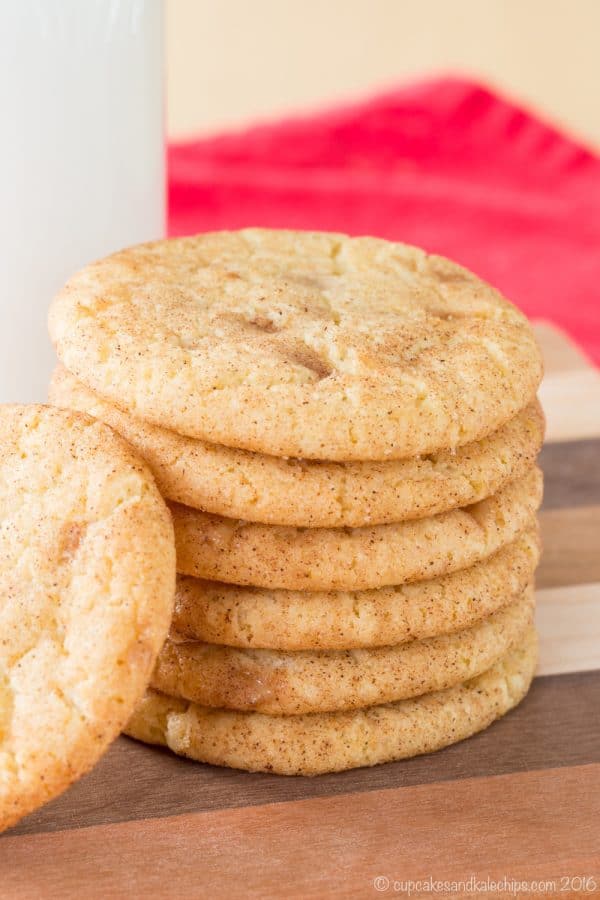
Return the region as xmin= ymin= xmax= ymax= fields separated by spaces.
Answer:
xmin=1 ymin=1 xmax=164 ymax=402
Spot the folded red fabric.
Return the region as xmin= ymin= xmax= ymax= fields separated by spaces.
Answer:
xmin=168 ymin=76 xmax=600 ymax=362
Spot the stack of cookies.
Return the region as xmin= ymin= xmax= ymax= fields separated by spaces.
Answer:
xmin=49 ymin=229 xmax=544 ymax=776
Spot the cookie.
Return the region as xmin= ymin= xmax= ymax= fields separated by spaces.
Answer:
xmin=49 ymin=229 xmax=543 ymax=461
xmin=171 ymin=467 xmax=542 ymax=591
xmin=171 ymin=529 xmax=539 ymax=650
xmin=50 ymin=367 xmax=545 ymax=528
xmin=126 ymin=628 xmax=538 ymax=775
xmin=152 ymin=590 xmax=533 ymax=715
xmin=0 ymin=405 xmax=175 ymax=833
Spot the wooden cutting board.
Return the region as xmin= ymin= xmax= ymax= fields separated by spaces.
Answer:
xmin=2 ymin=322 xmax=599 ymax=899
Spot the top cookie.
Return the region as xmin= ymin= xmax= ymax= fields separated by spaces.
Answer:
xmin=0 ymin=405 xmax=175 ymax=832
xmin=49 ymin=229 xmax=543 ymax=460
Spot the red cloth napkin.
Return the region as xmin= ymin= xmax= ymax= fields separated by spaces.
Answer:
xmin=168 ymin=76 xmax=600 ymax=363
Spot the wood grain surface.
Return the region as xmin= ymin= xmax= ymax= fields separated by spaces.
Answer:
xmin=4 ymin=766 xmax=600 ymax=899
xmin=1 ymin=321 xmax=599 ymax=899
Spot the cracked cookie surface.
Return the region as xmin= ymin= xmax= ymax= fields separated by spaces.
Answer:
xmin=50 ymin=366 xmax=545 ymax=527
xmin=48 ymin=229 xmax=543 ymax=461
xmin=0 ymin=405 xmax=175 ymax=832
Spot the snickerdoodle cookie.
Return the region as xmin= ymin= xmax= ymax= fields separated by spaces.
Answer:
xmin=126 ymin=628 xmax=538 ymax=775
xmin=50 ymin=366 xmax=544 ymax=527
xmin=171 ymin=467 xmax=542 ymax=591
xmin=170 ymin=528 xmax=539 ymax=650
xmin=152 ymin=589 xmax=533 ymax=715
xmin=48 ymin=229 xmax=543 ymax=461
xmin=0 ymin=405 xmax=175 ymax=832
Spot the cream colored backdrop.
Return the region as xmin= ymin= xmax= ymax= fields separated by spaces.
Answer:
xmin=166 ymin=0 xmax=599 ymax=147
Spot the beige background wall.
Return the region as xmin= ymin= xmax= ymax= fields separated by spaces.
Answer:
xmin=166 ymin=0 xmax=600 ymax=147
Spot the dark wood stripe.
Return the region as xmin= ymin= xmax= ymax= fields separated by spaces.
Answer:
xmin=538 ymin=506 xmax=600 ymax=588
xmin=8 ymin=667 xmax=600 ymax=837
xmin=540 ymin=438 xmax=600 ymax=510
xmin=3 ymin=765 xmax=599 ymax=898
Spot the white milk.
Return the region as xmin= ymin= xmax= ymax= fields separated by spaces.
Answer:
xmin=1 ymin=1 xmax=164 ymax=402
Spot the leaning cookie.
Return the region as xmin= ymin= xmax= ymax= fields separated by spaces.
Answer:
xmin=171 ymin=529 xmax=540 ymax=650
xmin=49 ymin=366 xmax=544 ymax=528
xmin=48 ymin=229 xmax=543 ymax=461
xmin=171 ymin=467 xmax=542 ymax=591
xmin=126 ymin=628 xmax=538 ymax=775
xmin=0 ymin=405 xmax=175 ymax=833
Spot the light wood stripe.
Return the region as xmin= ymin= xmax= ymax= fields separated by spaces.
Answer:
xmin=539 ymin=369 xmax=600 ymax=443
xmin=2 ymin=765 xmax=599 ymax=898
xmin=534 ymin=320 xmax=600 ymax=444
xmin=537 ymin=582 xmax=600 ymax=676
xmin=534 ymin=321 xmax=595 ymax=374
xmin=535 ymin=319 xmax=600 ymax=442
xmin=534 ymin=322 xmax=600 ymax=443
